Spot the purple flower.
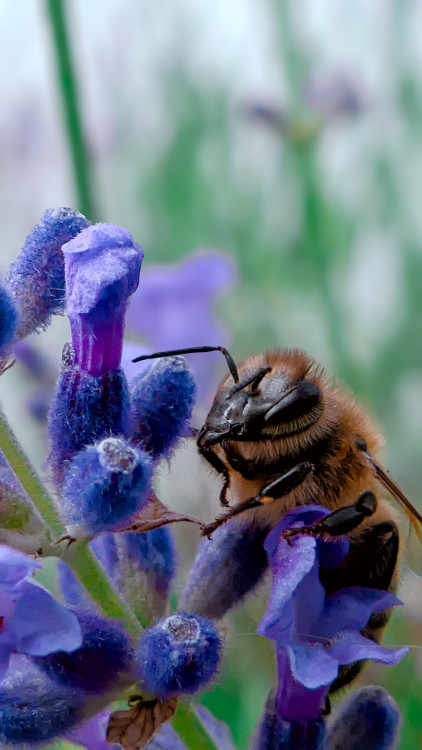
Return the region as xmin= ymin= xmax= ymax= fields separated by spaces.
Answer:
xmin=63 ymin=223 xmax=143 ymax=376
xmin=257 ymin=506 xmax=408 ymax=723
xmin=0 ymin=545 xmax=82 ymax=681
xmin=125 ymin=251 xmax=236 ymax=404
xmin=136 ymin=611 xmax=222 ymax=699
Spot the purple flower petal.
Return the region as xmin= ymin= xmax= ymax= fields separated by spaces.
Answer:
xmin=258 ymin=535 xmax=317 ymax=641
xmin=0 ymin=544 xmax=41 ymax=592
xmin=287 ymin=644 xmax=340 ymax=689
xmin=315 ymin=588 xmax=403 ymax=639
xmin=328 ymin=631 xmax=408 ymax=667
xmin=10 ymin=581 xmax=82 ymax=656
xmin=63 ymin=224 xmax=143 ymax=375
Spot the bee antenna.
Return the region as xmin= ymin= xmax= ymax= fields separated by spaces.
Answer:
xmin=132 ymin=346 xmax=240 ymax=383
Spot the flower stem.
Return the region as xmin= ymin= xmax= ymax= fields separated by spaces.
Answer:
xmin=45 ymin=0 xmax=97 ymax=221
xmin=0 ymin=409 xmax=141 ymax=637
xmin=172 ymin=704 xmax=220 ymax=750
xmin=0 ymin=408 xmax=62 ymax=536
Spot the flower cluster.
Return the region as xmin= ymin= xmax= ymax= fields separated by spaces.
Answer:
xmin=0 ymin=208 xmax=409 ymax=750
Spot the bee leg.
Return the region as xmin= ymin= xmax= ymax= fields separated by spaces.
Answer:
xmin=282 ymin=490 xmax=377 ymax=541
xmin=198 ymin=446 xmax=231 ymax=506
xmin=202 ymin=461 xmax=313 ymax=537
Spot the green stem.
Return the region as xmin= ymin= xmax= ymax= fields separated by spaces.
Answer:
xmin=172 ymin=704 xmax=221 ymax=750
xmin=0 ymin=408 xmax=62 ymax=536
xmin=45 ymin=0 xmax=97 ymax=220
xmin=0 ymin=409 xmax=141 ymax=637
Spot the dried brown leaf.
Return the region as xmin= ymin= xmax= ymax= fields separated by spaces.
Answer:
xmin=106 ymin=696 xmax=177 ymax=749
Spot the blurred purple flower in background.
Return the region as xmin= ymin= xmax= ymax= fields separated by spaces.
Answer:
xmin=0 ymin=545 xmax=82 ymax=681
xmin=124 ymin=250 xmax=236 ymax=405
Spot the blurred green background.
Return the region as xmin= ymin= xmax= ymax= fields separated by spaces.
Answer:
xmin=1 ymin=0 xmax=422 ymax=747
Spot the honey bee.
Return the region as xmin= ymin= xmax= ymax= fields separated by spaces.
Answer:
xmin=134 ymin=345 xmax=422 ymax=691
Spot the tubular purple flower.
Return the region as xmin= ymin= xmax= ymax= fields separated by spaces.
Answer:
xmin=59 ymin=437 xmax=152 ymax=535
xmin=0 ymin=283 xmax=19 ymax=360
xmin=63 ymin=223 xmax=143 ymax=376
xmin=257 ymin=506 xmax=408 ymax=724
xmin=252 ymin=689 xmax=326 ymax=750
xmin=0 ymin=545 xmax=82 ymax=681
xmin=136 ymin=611 xmax=222 ymax=699
xmin=179 ymin=519 xmax=268 ymax=619
xmin=6 ymin=207 xmax=89 ymax=339
xmin=130 ymin=356 xmax=197 ymax=460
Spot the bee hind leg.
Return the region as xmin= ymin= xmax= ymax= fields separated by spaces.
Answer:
xmin=282 ymin=490 xmax=377 ymax=541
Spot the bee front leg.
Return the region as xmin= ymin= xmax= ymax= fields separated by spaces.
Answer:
xmin=202 ymin=461 xmax=313 ymax=537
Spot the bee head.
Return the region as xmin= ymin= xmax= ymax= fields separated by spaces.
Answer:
xmin=198 ymin=348 xmax=324 ymax=447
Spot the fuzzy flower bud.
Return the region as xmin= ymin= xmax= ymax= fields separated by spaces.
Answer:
xmin=48 ymin=346 xmax=131 ymax=485
xmin=180 ymin=519 xmax=268 ymax=619
xmin=60 ymin=437 xmax=152 ymax=534
xmin=59 ymin=527 xmax=176 ymax=622
xmin=0 ymin=282 xmax=19 ymax=360
xmin=7 ymin=207 xmax=89 ymax=339
xmin=136 ymin=611 xmax=222 ymax=698
xmin=35 ymin=609 xmax=134 ymax=694
xmin=0 ymin=659 xmax=86 ymax=746
xmin=326 ymin=686 xmax=401 ymax=750
xmin=63 ymin=223 xmax=143 ymax=376
xmin=130 ymin=356 xmax=197 ymax=459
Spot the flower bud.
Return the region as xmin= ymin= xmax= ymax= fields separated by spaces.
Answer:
xmin=60 ymin=437 xmax=152 ymax=534
xmin=36 ymin=610 xmax=134 ymax=694
xmin=137 ymin=611 xmax=222 ymax=698
xmin=179 ymin=519 xmax=268 ymax=619
xmin=7 ymin=207 xmax=89 ymax=339
xmin=0 ymin=659 xmax=85 ymax=746
xmin=0 ymin=283 xmax=18 ymax=359
xmin=130 ymin=356 xmax=196 ymax=460
xmin=47 ymin=350 xmax=131 ymax=486
xmin=326 ymin=686 xmax=401 ymax=750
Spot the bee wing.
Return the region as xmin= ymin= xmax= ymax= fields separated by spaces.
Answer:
xmin=369 ymin=455 xmax=422 ymax=545
xmin=106 ymin=697 xmax=177 ymax=749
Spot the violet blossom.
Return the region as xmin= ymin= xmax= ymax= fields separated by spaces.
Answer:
xmin=254 ymin=505 xmax=408 ymax=747
xmin=63 ymin=223 xmax=143 ymax=376
xmin=124 ymin=251 xmax=236 ymax=404
xmin=0 ymin=545 xmax=82 ymax=681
